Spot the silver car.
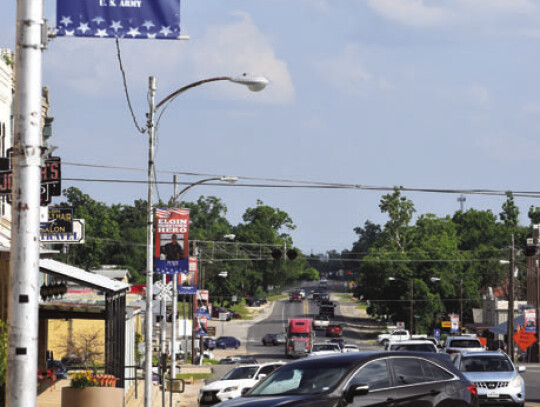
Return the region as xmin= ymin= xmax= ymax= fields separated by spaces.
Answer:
xmin=453 ymin=351 xmax=526 ymax=407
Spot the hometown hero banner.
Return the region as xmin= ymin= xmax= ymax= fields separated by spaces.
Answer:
xmin=155 ymin=208 xmax=189 ymax=274
xmin=56 ymin=0 xmax=181 ymax=40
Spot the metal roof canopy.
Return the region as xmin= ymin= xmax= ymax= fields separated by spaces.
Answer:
xmin=39 ymin=258 xmax=129 ymax=292
xmin=39 ymin=258 xmax=128 ymax=387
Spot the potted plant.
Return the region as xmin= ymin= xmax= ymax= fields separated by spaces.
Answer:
xmin=61 ymin=371 xmax=122 ymax=407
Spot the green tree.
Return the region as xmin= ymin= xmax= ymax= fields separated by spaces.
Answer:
xmin=379 ymin=187 xmax=415 ymax=251
xmin=528 ymin=206 xmax=540 ymax=225
xmin=500 ymin=191 xmax=520 ymax=228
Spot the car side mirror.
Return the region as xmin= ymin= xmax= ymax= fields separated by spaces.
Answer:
xmin=518 ymin=366 xmax=526 ymax=373
xmin=241 ymin=388 xmax=251 ymax=395
xmin=345 ymin=384 xmax=369 ymax=403
xmin=257 ymin=374 xmax=267 ymax=381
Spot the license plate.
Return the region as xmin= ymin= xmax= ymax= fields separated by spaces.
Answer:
xmin=487 ymin=392 xmax=499 ymax=398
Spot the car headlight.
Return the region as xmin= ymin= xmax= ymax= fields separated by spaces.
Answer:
xmin=221 ymin=386 xmax=239 ymax=393
xmin=509 ymin=375 xmax=523 ymax=389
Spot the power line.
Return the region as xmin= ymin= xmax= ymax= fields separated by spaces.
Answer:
xmin=61 ymin=162 xmax=540 ymax=198
xmin=58 ymin=176 xmax=540 ymax=199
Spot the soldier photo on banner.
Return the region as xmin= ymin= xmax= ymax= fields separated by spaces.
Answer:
xmin=155 ymin=208 xmax=190 ymax=274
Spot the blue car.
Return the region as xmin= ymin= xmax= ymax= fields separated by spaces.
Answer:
xmin=203 ymin=337 xmax=216 ymax=350
xmin=215 ymin=336 xmax=241 ymax=349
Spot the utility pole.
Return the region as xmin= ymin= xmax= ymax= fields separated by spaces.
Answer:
xmin=409 ymin=281 xmax=414 ymax=335
xmin=171 ymin=175 xmax=178 ymax=385
xmin=7 ymin=0 xmax=44 ymax=406
xmin=144 ymin=76 xmax=156 ymax=407
xmin=508 ymin=234 xmax=515 ymax=361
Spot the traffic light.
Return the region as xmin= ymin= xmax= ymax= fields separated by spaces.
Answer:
xmin=271 ymin=248 xmax=298 ymax=260
xmin=271 ymin=249 xmax=282 ymax=260
xmin=524 ymin=245 xmax=537 ymax=257
xmin=286 ymin=249 xmax=298 ymax=260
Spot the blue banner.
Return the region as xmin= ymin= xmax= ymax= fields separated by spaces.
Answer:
xmin=178 ymin=285 xmax=197 ymax=294
xmin=56 ymin=0 xmax=181 ymax=39
xmin=155 ymin=258 xmax=188 ymax=274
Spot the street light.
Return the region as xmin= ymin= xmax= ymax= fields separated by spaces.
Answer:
xmin=144 ymin=74 xmax=268 ymax=407
xmin=172 ymin=176 xmax=238 ymax=203
xmin=388 ymin=277 xmax=414 ymax=334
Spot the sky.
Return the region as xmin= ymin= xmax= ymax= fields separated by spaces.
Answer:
xmin=3 ymin=0 xmax=540 ymax=254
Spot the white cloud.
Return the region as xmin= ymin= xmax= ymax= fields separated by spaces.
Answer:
xmin=366 ymin=0 xmax=539 ymax=31
xmin=475 ymin=131 xmax=540 ymax=160
xmin=315 ymin=44 xmax=390 ymax=95
xmin=366 ymin=0 xmax=454 ymax=28
xmin=44 ymin=13 xmax=294 ymax=105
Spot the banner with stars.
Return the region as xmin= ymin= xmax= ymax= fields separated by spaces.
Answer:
xmin=56 ymin=0 xmax=181 ymax=40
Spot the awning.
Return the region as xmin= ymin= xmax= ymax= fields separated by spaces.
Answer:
xmin=39 ymin=258 xmax=129 ymax=293
xmin=489 ymin=314 xmax=526 ymax=335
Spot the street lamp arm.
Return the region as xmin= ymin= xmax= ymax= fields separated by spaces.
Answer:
xmin=155 ymin=74 xmax=269 ymax=110
xmin=172 ymin=176 xmax=238 ymax=203
xmin=155 ymin=76 xmax=230 ymax=110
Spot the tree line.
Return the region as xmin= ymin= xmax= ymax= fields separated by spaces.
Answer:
xmin=309 ymin=188 xmax=538 ymax=334
xmin=54 ymin=187 xmax=318 ymax=300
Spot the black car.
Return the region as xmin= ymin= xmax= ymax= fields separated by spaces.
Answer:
xmin=217 ymin=351 xmax=479 ymax=407
xmin=261 ymin=333 xmax=286 ymax=346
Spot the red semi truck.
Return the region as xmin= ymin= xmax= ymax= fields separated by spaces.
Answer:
xmin=285 ymin=318 xmax=315 ymax=357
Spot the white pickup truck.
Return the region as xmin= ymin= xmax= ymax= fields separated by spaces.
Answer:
xmin=377 ymin=330 xmax=429 ymax=346
xmin=377 ymin=330 xmax=410 ymax=346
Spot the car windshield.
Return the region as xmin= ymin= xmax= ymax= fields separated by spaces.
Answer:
xmin=222 ymin=366 xmax=260 ymax=380
xmin=450 ymin=340 xmax=482 ymax=348
xmin=461 ymin=356 xmax=514 ymax=372
xmin=292 ymin=333 xmax=309 ymax=338
xmin=390 ymin=344 xmax=436 ymax=352
xmin=249 ymin=362 xmax=349 ymax=396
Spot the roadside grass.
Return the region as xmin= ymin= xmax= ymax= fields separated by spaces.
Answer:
xmin=267 ymin=294 xmax=288 ymax=301
xmin=228 ymin=303 xmax=254 ymax=320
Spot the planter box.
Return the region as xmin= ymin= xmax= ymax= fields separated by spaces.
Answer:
xmin=61 ymin=387 xmax=123 ymax=407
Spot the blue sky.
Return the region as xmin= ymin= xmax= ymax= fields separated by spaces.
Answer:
xmin=3 ymin=0 xmax=540 ymax=254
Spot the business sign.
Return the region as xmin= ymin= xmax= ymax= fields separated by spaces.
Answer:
xmin=56 ymin=0 xmax=181 ymax=40
xmin=41 ymin=207 xmax=73 ymax=233
xmin=441 ymin=321 xmax=451 ymax=328
xmin=0 ymin=148 xmax=61 ymax=206
xmin=450 ymin=314 xmax=460 ymax=334
xmin=155 ymin=207 xmax=189 ymax=274
xmin=40 ymin=219 xmax=85 ymax=244
xmin=525 ymin=309 xmax=536 ymax=333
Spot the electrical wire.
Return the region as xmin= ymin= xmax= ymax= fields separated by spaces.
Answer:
xmin=115 ymin=38 xmax=146 ymax=134
xmin=57 ymin=176 xmax=540 ymax=199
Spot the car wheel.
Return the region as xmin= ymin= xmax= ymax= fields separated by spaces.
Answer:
xmin=381 ymin=339 xmax=388 ymax=347
xmin=235 ymin=344 xmax=239 ymax=349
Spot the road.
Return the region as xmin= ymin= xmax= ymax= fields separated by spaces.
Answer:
xmin=244 ymin=284 xmax=540 ymax=406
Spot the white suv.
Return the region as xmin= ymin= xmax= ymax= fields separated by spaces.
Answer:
xmin=198 ymin=362 xmax=285 ymax=406
xmin=443 ymin=336 xmax=485 ymax=355
xmin=453 ymin=351 xmax=526 ymax=406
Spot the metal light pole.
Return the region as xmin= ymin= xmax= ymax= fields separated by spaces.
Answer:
xmin=409 ymin=280 xmax=414 ymax=334
xmin=144 ymin=76 xmax=156 ymax=407
xmin=7 ymin=0 xmax=44 ymax=406
xmin=144 ymin=75 xmax=267 ymax=407
xmin=509 ymin=234 xmax=515 ymax=360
